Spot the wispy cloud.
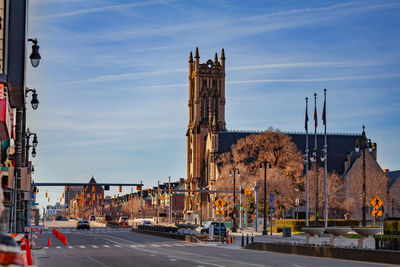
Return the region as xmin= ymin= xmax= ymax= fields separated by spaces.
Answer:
xmin=32 ymin=0 xmax=169 ymax=20
xmin=228 ymin=61 xmax=388 ymax=71
xmin=228 ymin=73 xmax=400 ymax=84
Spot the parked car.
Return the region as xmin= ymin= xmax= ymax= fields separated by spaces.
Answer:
xmin=77 ymin=220 xmax=90 ymax=230
xmin=89 ymin=215 xmax=96 ymax=221
xmin=201 ymin=221 xmax=227 ymax=237
xmin=141 ymin=220 xmax=152 ymax=226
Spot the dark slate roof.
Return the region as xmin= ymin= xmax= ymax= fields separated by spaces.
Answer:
xmin=388 ymin=170 xmax=400 ymax=187
xmin=218 ymin=131 xmax=362 ymax=176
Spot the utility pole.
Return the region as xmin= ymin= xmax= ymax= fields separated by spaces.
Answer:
xmin=240 ymin=185 xmax=243 ymax=231
xmin=157 ymin=181 xmax=160 ymax=224
xmin=254 ymin=182 xmax=259 ymax=232
xmin=168 ymin=176 xmax=172 ymax=225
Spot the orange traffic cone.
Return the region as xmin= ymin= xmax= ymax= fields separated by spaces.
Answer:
xmin=47 ymin=237 xmax=51 ymax=247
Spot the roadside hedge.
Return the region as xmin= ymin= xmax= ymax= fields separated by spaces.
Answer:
xmin=272 ymin=219 xmax=361 ymax=232
xmin=384 ymin=220 xmax=400 ymax=235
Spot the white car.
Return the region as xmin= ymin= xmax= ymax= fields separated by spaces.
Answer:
xmin=141 ymin=220 xmax=152 ymax=226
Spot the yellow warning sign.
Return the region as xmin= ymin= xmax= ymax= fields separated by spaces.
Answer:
xmin=215 ymin=209 xmax=224 ymax=215
xmin=371 ymin=195 xmax=383 ymax=210
xmin=372 ymin=210 xmax=383 ymax=217
xmin=214 ymin=197 xmax=226 ymax=210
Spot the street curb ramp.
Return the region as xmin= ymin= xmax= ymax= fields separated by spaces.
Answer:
xmin=244 ymin=242 xmax=400 ymax=265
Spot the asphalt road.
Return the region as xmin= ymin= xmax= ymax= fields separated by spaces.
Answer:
xmin=32 ymin=222 xmax=392 ymax=267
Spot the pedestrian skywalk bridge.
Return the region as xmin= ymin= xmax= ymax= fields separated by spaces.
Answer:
xmin=43 ymin=242 xmax=200 ymax=250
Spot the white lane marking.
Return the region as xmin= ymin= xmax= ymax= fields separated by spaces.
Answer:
xmin=218 ymin=253 xmax=232 ymax=257
xmin=103 ymin=245 xmax=110 ymax=248
xmin=162 ymin=244 xmax=172 ymax=247
xmin=92 ymin=245 xmax=99 ymax=248
xmin=114 ymin=245 xmax=122 ymax=248
xmin=185 ymin=243 xmax=197 ymax=246
xmin=149 ymin=254 xmax=156 ymax=257
xmin=56 ymin=246 xmax=61 ymax=249
xmin=68 ymin=246 xmax=73 ymax=249
xmin=169 ymin=258 xmax=177 ymax=261
xmin=174 ymin=243 xmax=184 ymax=246
xmin=79 ymin=246 xmax=86 ymax=248
xmin=137 ymin=245 xmax=145 ymax=247
xmin=130 ymin=245 xmax=137 ymax=248
xmin=151 ymin=244 xmax=161 ymax=247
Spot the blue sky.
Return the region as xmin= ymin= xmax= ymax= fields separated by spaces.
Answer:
xmin=26 ymin=0 xmax=400 ymax=206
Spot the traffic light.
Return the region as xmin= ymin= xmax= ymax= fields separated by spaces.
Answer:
xmin=119 ymin=185 xmax=122 ymax=192
xmin=169 ymin=189 xmax=172 ymax=195
xmin=191 ymin=190 xmax=195 ymax=197
xmin=104 ymin=185 xmax=110 ymax=190
xmin=136 ymin=185 xmax=142 ymax=191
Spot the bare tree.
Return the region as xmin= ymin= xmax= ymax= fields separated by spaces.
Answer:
xmin=215 ymin=129 xmax=304 ymax=218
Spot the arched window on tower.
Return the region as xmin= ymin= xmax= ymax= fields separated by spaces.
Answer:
xmin=202 ymin=95 xmax=208 ymax=121
xmin=212 ymin=96 xmax=218 ymax=120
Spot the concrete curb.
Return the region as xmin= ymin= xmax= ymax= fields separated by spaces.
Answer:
xmin=245 ymin=242 xmax=400 ymax=265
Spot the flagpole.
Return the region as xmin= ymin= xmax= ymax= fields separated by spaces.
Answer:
xmin=305 ymin=97 xmax=309 ymax=227
xmin=323 ymin=89 xmax=328 ymax=229
xmin=314 ymin=93 xmax=319 ymax=227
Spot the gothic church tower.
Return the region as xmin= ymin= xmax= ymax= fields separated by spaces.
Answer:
xmin=185 ymin=48 xmax=226 ymax=222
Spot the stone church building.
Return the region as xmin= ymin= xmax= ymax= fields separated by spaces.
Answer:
xmin=184 ymin=48 xmax=398 ymax=224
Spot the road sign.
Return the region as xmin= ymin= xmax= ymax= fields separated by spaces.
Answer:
xmin=214 ymin=197 xmax=226 ymax=210
xmin=216 ymin=209 xmax=224 ymax=215
xmin=372 ymin=210 xmax=383 ymax=217
xmin=371 ymin=195 xmax=383 ymax=210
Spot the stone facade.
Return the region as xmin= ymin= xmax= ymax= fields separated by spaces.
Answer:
xmin=185 ymin=48 xmax=226 ymax=223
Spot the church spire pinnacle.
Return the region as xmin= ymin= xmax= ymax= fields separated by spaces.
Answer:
xmin=195 ymin=47 xmax=200 ymax=59
xmin=189 ymin=51 xmax=193 ymax=62
xmin=214 ymin=53 xmax=218 ymax=64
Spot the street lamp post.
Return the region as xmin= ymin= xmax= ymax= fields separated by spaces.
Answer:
xmin=229 ymin=167 xmax=240 ymax=232
xmin=355 ymin=125 xmax=372 ymax=226
xmin=259 ymin=161 xmax=271 ymax=235
xmin=25 ymin=129 xmax=37 ymax=165
xmin=28 ymin=38 xmax=41 ymax=68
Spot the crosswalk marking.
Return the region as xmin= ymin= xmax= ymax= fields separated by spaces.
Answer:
xmin=43 ymin=243 xmax=197 ymax=250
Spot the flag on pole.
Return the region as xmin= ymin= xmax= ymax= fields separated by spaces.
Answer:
xmin=314 ymin=104 xmax=318 ymax=128
xmin=322 ymin=96 xmax=326 ymax=126
xmin=305 ymin=100 xmax=309 ymax=131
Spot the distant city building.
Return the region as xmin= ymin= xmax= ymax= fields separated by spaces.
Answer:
xmin=64 ymin=185 xmax=82 ymax=208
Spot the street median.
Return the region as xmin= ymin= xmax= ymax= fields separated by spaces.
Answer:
xmin=245 ymin=242 xmax=400 ymax=265
xmin=131 ymin=225 xmax=204 ymax=243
